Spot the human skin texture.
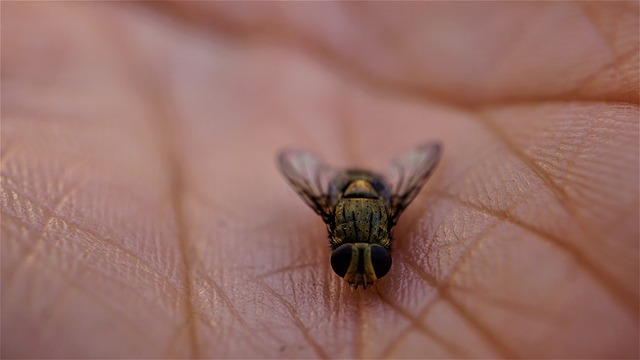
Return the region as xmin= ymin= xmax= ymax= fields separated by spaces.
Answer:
xmin=2 ymin=2 xmax=638 ymax=358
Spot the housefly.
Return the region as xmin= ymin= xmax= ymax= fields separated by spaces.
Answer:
xmin=277 ymin=142 xmax=442 ymax=289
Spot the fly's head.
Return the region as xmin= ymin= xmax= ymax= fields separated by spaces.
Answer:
xmin=330 ymin=243 xmax=392 ymax=289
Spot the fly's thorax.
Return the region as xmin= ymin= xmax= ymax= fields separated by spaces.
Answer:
xmin=328 ymin=170 xmax=391 ymax=205
xmin=342 ymin=179 xmax=379 ymax=199
xmin=330 ymin=183 xmax=391 ymax=249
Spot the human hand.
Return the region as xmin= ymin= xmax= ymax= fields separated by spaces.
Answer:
xmin=2 ymin=2 xmax=637 ymax=358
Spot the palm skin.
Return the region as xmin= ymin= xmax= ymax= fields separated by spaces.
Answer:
xmin=2 ymin=2 xmax=638 ymax=358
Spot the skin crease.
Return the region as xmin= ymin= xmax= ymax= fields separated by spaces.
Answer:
xmin=1 ymin=2 xmax=638 ymax=359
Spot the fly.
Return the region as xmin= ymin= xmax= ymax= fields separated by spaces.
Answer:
xmin=277 ymin=142 xmax=442 ymax=289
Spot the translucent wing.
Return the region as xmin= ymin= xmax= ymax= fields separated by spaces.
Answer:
xmin=277 ymin=149 xmax=337 ymax=223
xmin=387 ymin=142 xmax=442 ymax=222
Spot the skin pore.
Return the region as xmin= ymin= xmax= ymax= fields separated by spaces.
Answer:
xmin=2 ymin=2 xmax=638 ymax=358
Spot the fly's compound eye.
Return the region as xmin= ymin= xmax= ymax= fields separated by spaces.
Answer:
xmin=330 ymin=244 xmax=354 ymax=278
xmin=369 ymin=245 xmax=392 ymax=279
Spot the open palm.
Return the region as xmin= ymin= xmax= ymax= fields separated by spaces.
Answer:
xmin=2 ymin=3 xmax=638 ymax=358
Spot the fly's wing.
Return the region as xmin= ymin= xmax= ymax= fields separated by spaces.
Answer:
xmin=387 ymin=142 xmax=442 ymax=223
xmin=277 ymin=149 xmax=336 ymax=223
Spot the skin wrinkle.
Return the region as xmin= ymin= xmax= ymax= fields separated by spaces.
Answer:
xmin=252 ymin=279 xmax=329 ymax=360
xmin=556 ymin=162 xmax=630 ymax=211
xmin=148 ymin=90 xmax=200 ymax=357
xmin=445 ymin=284 xmax=565 ymax=325
xmin=3 ymin=182 xmax=78 ymax=287
xmin=189 ymin=273 xmax=286 ymax=357
xmin=2 ymin=211 xmax=156 ymax=346
xmin=473 ymin=112 xmax=576 ymax=207
xmin=93 ymin=13 xmax=202 ymax=351
xmin=422 ymin=204 xmax=503 ymax=290
xmin=374 ymin=292 xmax=468 ymax=358
xmin=398 ymin=249 xmax=518 ymax=358
xmin=571 ymin=3 xmax=638 ymax=102
xmin=434 ymin=190 xmax=639 ymax=317
xmin=544 ymin=115 xmax=602 ymax=170
xmin=470 ymin=109 xmax=638 ymax=315
xmin=255 ymin=261 xmax=322 ymax=279
xmin=389 ymin=198 xmax=518 ymax=357
xmin=376 ymin=297 xmax=442 ymax=358
xmin=520 ymin=123 xmax=632 ymax=213
xmin=407 ymin=252 xmax=520 ymax=358
xmin=166 ymin=150 xmax=200 ymax=358
xmin=107 ymin=15 xmax=203 ymax=354
xmin=396 ymin=215 xmax=564 ymax=357
xmin=1 ymin=188 xmax=181 ymax=298
xmin=4 ymin=212 xmax=178 ymax=330
xmin=473 ymin=110 xmax=617 ymax=242
xmin=559 ymin=47 xmax=639 ymax=101
xmin=199 ymin=272 xmax=251 ymax=330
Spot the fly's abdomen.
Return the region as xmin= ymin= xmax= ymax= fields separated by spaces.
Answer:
xmin=332 ymin=198 xmax=390 ymax=248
